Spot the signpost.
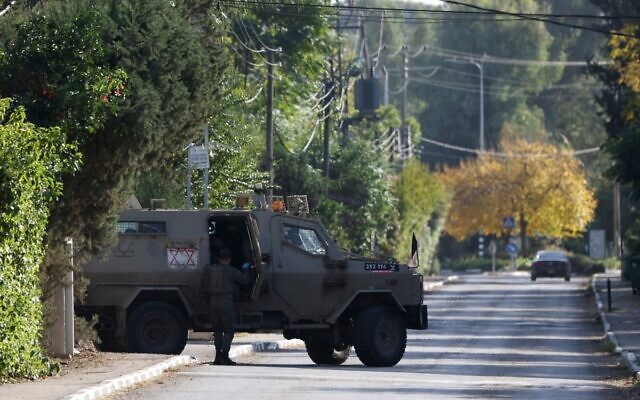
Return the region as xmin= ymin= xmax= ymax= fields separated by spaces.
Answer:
xmin=506 ymin=242 xmax=518 ymax=270
xmin=488 ymin=240 xmax=497 ymax=273
xmin=185 ymin=136 xmax=210 ymax=209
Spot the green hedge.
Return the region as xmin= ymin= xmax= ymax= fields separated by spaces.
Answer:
xmin=568 ymin=254 xmax=607 ymax=275
xmin=0 ymin=99 xmax=78 ymax=380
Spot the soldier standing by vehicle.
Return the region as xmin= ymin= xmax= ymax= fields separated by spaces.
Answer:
xmin=205 ymin=247 xmax=251 ymax=365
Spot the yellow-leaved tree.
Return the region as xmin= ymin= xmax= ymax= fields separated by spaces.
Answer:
xmin=440 ymin=139 xmax=596 ymax=257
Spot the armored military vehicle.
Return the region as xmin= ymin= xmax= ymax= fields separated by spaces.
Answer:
xmin=79 ymin=193 xmax=427 ymax=367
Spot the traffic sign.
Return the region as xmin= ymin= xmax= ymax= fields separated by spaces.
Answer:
xmin=188 ymin=145 xmax=209 ymax=170
xmin=502 ymin=216 xmax=516 ymax=229
xmin=505 ymin=242 xmax=518 ymax=256
xmin=488 ymin=241 xmax=497 ymax=255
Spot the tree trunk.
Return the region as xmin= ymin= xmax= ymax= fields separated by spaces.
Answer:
xmin=519 ymin=210 xmax=528 ymax=258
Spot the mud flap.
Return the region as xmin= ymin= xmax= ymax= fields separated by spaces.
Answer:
xmin=406 ymin=304 xmax=428 ymax=330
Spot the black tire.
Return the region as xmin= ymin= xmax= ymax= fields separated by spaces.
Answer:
xmin=531 ymin=275 xmax=537 ymax=281
xmin=353 ymin=306 xmax=406 ymax=367
xmin=564 ymin=275 xmax=571 ymax=282
xmin=305 ymin=340 xmax=351 ymax=365
xmin=127 ymin=301 xmax=188 ymax=354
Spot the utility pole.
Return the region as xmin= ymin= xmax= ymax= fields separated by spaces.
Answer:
xmin=323 ymin=59 xmax=335 ymax=177
xmin=401 ymin=10 xmax=409 ymax=162
xmin=614 ymin=182 xmax=622 ymax=258
xmin=478 ymin=60 xmax=485 ymax=152
xmin=265 ymin=50 xmax=274 ymax=203
xmin=203 ymin=125 xmax=209 ymax=209
xmin=401 ymin=45 xmax=409 ymax=162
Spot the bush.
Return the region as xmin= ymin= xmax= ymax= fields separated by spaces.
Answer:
xmin=568 ymin=254 xmax=606 ymax=275
xmin=442 ymin=258 xmax=505 ymax=272
xmin=0 ymin=99 xmax=78 ymax=381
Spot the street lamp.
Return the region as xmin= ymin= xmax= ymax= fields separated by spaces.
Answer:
xmin=446 ymin=57 xmax=485 ymax=152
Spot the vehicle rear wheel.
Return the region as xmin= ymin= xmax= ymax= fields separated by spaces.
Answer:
xmin=353 ymin=305 xmax=406 ymax=367
xmin=127 ymin=301 xmax=188 ymax=354
xmin=531 ymin=275 xmax=537 ymax=281
xmin=564 ymin=275 xmax=571 ymax=282
xmin=305 ymin=340 xmax=351 ymax=365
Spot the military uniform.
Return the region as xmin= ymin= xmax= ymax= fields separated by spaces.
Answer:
xmin=204 ymin=262 xmax=250 ymax=364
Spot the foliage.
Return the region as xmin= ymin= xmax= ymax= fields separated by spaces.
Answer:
xmin=275 ymin=137 xmax=397 ymax=254
xmin=0 ymin=99 xmax=78 ymax=380
xmin=441 ymin=138 xmax=596 ymax=256
xmin=0 ymin=0 xmax=229 ymax=348
xmin=0 ymin=3 xmax=127 ymax=138
xmin=589 ymin=1 xmax=640 ymax=253
xmin=567 ymin=254 xmax=606 ymax=275
xmin=393 ymin=159 xmax=447 ymax=273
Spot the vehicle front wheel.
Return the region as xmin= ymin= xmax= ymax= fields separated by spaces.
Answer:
xmin=531 ymin=275 xmax=537 ymax=281
xmin=305 ymin=340 xmax=351 ymax=365
xmin=353 ymin=306 xmax=406 ymax=367
xmin=564 ymin=275 xmax=571 ymax=282
xmin=127 ymin=301 xmax=188 ymax=354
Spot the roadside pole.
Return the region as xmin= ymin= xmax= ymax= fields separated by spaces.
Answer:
xmin=489 ymin=240 xmax=497 ymax=274
xmin=52 ymin=238 xmax=74 ymax=358
xmin=266 ymin=50 xmax=274 ymax=203
xmin=203 ymin=126 xmax=209 ymax=209
xmin=323 ymin=59 xmax=334 ymax=177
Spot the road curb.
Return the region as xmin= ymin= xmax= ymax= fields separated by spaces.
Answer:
xmin=424 ymin=275 xmax=459 ymax=292
xmin=61 ymin=338 xmax=305 ymax=400
xmin=591 ymin=274 xmax=640 ymax=379
xmin=61 ymin=355 xmax=196 ymax=400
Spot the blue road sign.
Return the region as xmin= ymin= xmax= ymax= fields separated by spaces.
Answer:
xmin=502 ymin=216 xmax=516 ymax=229
xmin=506 ymin=242 xmax=519 ymax=256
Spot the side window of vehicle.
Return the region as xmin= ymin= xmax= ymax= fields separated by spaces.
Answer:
xmin=116 ymin=221 xmax=166 ymax=235
xmin=283 ymin=224 xmax=326 ymax=256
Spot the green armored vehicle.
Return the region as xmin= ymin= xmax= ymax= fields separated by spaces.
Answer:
xmin=79 ymin=194 xmax=427 ymax=367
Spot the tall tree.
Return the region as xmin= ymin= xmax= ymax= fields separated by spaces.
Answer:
xmin=441 ymin=139 xmax=595 ymax=257
xmin=0 ymin=0 xmax=228 ymax=341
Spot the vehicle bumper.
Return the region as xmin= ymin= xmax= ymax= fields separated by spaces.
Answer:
xmin=532 ymin=266 xmax=570 ymax=277
xmin=406 ymin=304 xmax=428 ymax=330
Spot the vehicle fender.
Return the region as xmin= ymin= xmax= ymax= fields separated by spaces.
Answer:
xmin=87 ymin=284 xmax=195 ymax=316
xmin=325 ymin=290 xmax=406 ymax=324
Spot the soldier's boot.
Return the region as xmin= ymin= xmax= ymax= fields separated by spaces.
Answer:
xmin=220 ymin=351 xmax=236 ymax=366
xmin=213 ymin=351 xmax=222 ymax=365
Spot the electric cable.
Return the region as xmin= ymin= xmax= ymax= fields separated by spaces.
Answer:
xmin=420 ymin=137 xmax=601 ymax=158
xmin=219 ymin=1 xmax=640 ymax=21
xmin=441 ymin=0 xmax=640 ymax=40
xmin=244 ymin=85 xmax=264 ymax=104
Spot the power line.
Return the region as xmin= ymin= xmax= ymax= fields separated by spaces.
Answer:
xmin=405 ymin=73 xmax=602 ymax=92
xmin=219 ymin=1 xmax=640 ymax=20
xmin=441 ymin=0 xmax=640 ymax=40
xmin=426 ymin=45 xmax=612 ymax=67
xmin=409 ymin=77 xmax=596 ymax=99
xmin=219 ymin=1 xmax=640 ymax=38
xmin=420 ymin=137 xmax=601 ymax=158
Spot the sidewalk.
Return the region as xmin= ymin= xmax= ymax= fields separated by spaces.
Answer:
xmin=593 ymin=272 xmax=640 ymax=378
xmin=0 ymin=332 xmax=289 ymax=400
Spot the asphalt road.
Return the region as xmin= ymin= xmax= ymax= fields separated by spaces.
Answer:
xmin=112 ymin=273 xmax=629 ymax=400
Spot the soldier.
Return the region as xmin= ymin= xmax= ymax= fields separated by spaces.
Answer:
xmin=205 ymin=247 xmax=251 ymax=365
